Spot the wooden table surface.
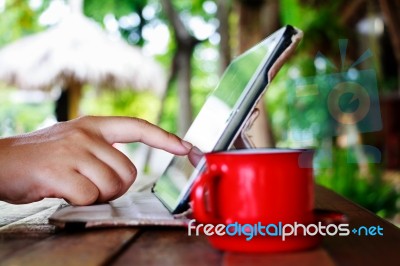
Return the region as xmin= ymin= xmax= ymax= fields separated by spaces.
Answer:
xmin=1 ymin=185 xmax=399 ymax=266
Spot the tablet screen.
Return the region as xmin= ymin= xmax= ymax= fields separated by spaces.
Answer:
xmin=153 ymin=26 xmax=297 ymax=212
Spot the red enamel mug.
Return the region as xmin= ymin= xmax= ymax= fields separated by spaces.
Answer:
xmin=191 ymin=149 xmax=328 ymax=252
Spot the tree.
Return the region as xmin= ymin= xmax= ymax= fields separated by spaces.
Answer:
xmin=234 ymin=0 xmax=280 ymax=148
xmin=160 ymin=0 xmax=202 ymax=136
xmin=0 ymin=0 xmax=51 ymax=46
xmin=84 ymin=0 xmax=147 ymax=45
xmin=216 ymin=0 xmax=231 ymax=75
xmin=378 ymin=0 xmax=400 ymax=92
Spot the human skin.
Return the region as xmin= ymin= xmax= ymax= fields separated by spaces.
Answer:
xmin=0 ymin=116 xmax=193 ymax=205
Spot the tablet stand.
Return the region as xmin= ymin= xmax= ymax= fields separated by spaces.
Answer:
xmin=233 ymin=108 xmax=260 ymax=149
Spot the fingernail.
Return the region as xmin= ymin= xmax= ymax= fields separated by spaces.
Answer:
xmin=181 ymin=139 xmax=193 ymax=150
xmin=191 ymin=146 xmax=204 ymax=156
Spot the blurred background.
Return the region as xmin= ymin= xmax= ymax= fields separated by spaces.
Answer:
xmin=0 ymin=0 xmax=399 ymax=224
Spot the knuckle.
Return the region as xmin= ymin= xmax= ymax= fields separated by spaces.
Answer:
xmin=71 ymin=185 xmax=99 ymax=206
xmin=37 ymin=161 xmax=53 ymax=175
xmin=96 ymin=170 xmax=123 ymax=202
xmin=166 ymin=131 xmax=177 ymax=142
xmin=75 ymin=115 xmax=94 ymax=125
xmin=134 ymin=118 xmax=153 ymax=142
xmin=136 ymin=118 xmax=152 ymax=130
xmin=106 ymin=177 xmax=122 ymax=197
xmin=125 ymin=164 xmax=137 ymax=185
xmin=65 ymin=127 xmax=92 ymax=142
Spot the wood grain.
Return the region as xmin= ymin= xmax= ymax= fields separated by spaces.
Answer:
xmin=223 ymin=248 xmax=335 ymax=266
xmin=0 ymin=228 xmax=139 ymax=266
xmin=0 ymin=186 xmax=400 ymax=265
xmin=111 ymin=227 xmax=222 ymax=266
xmin=315 ymin=186 xmax=400 ymax=265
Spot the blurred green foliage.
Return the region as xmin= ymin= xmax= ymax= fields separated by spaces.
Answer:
xmin=280 ymin=0 xmax=345 ymax=53
xmin=274 ymin=0 xmax=400 ymax=219
xmin=159 ymin=41 xmax=218 ymax=134
xmin=81 ymin=87 xmax=161 ymax=123
xmin=0 ymin=86 xmax=53 ymax=136
xmin=84 ymin=0 xmax=145 ymax=21
xmin=316 ymin=148 xmax=399 ymax=218
xmin=84 ymin=0 xmax=147 ymax=45
xmin=0 ymin=0 xmax=217 ymax=136
xmin=0 ymin=0 xmax=52 ymax=46
xmin=0 ymin=0 xmax=398 ymax=219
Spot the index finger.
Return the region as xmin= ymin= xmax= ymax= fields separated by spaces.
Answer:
xmin=78 ymin=116 xmax=193 ymax=155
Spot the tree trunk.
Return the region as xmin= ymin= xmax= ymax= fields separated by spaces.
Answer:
xmin=378 ymin=0 xmax=400 ymax=93
xmin=55 ymin=88 xmax=69 ymax=122
xmin=175 ymin=45 xmax=194 ymax=135
xmin=68 ymin=81 xmax=83 ymax=120
xmin=235 ymin=0 xmax=280 ymax=148
xmin=160 ymin=0 xmax=199 ymax=136
xmin=216 ymin=0 xmax=232 ymax=74
xmin=54 ymin=81 xmax=82 ymax=121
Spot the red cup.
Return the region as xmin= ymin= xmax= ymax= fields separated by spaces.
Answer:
xmin=191 ymin=148 xmax=323 ymax=252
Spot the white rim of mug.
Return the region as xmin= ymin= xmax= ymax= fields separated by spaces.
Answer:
xmin=209 ymin=148 xmax=314 ymax=155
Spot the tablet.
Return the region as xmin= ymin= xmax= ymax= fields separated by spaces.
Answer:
xmin=153 ymin=25 xmax=303 ymax=214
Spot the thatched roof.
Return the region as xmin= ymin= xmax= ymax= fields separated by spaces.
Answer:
xmin=0 ymin=13 xmax=166 ymax=97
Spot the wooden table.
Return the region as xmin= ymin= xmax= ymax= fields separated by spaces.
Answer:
xmin=1 ymin=185 xmax=399 ymax=266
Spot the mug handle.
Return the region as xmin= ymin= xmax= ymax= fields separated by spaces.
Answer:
xmin=191 ymin=170 xmax=221 ymax=224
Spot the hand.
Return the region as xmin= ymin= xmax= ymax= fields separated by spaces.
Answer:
xmin=0 ymin=116 xmax=193 ymax=205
